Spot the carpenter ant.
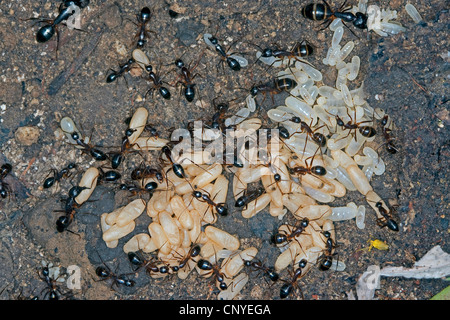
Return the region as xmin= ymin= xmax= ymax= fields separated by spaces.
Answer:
xmin=130 ymin=162 xmax=164 ymax=183
xmin=243 ymin=259 xmax=279 ymax=282
xmin=302 ymin=0 xmax=368 ymax=33
xmin=144 ymin=64 xmax=171 ymax=100
xmin=379 ymin=115 xmax=398 ymax=154
xmin=0 ymin=163 xmax=13 ymax=200
xmin=271 ymin=218 xmax=310 ymax=246
xmin=254 ymin=40 xmax=314 ymax=70
xmin=192 ymin=189 xmax=228 ymax=217
xmin=328 ymin=108 xmax=376 ymax=142
xmin=160 ymin=145 xmax=186 ymax=179
xmin=235 ymin=187 xmax=265 ymax=209
xmin=28 ymin=1 xmax=89 ymax=57
xmin=279 ymin=259 xmax=308 ymax=299
xmin=95 ymin=265 xmax=135 ymax=290
xmin=43 ymin=162 xmax=77 ymax=189
xmin=173 ymin=55 xmax=203 ymax=103
xmin=97 ymin=167 xmax=121 ymax=183
xmin=37 ymin=264 xmax=71 ymax=300
xmin=95 ymin=253 xmax=135 ymax=291
xmin=69 ymin=131 xmax=107 ymax=161
xmin=204 ymin=34 xmax=248 ymax=72
xmin=318 ymin=230 xmax=337 ymax=271
xmin=197 ymin=259 xmax=229 ymax=290
xmin=288 ymin=148 xmax=327 ymax=178
xmin=131 ymin=7 xmax=156 ymax=48
xmin=176 ymin=244 xmax=201 ymax=270
xmin=374 ymin=201 xmax=399 ymax=232
xmin=249 ymin=77 xmax=297 ymax=107
xmin=106 ymin=58 xmax=135 ymax=84
xmin=127 ymin=251 xmax=162 ymax=275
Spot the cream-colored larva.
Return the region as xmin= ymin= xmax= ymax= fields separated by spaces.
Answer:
xmin=221 ymin=247 xmax=258 ymax=279
xmin=205 ymin=226 xmax=240 ymax=251
xmin=115 ymin=198 xmax=146 ymax=227
xmin=102 ymin=220 xmax=136 ymax=242
xmin=75 ymin=167 xmax=99 ymax=205
xmin=123 ymin=233 xmax=154 ymax=253
xmin=100 ymin=213 xmax=119 ymax=248
xmin=190 ymin=163 xmax=222 ymax=190
xmin=132 ymin=136 xmax=169 ymax=151
xmin=241 ymin=193 xmax=271 ymax=219
xmin=127 ymin=107 xmax=148 ymax=145
xmin=148 ymin=222 xmax=172 ymax=255
xmin=158 ymin=211 xmax=181 ymax=247
xmin=170 ymin=195 xmax=194 ymax=230
xmin=275 ymin=241 xmax=301 ymax=272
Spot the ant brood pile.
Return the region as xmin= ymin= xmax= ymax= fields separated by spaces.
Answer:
xmin=40 ymin=0 xmax=410 ymax=300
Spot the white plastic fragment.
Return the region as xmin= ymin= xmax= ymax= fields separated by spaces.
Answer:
xmin=380 ymin=245 xmax=450 ymax=279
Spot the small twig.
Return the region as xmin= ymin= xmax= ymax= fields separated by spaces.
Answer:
xmin=48 ymin=27 xmax=104 ymax=95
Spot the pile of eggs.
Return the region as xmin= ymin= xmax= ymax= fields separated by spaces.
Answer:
xmin=51 ymin=0 xmax=413 ymax=299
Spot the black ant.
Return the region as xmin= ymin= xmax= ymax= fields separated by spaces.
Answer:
xmin=131 ymin=7 xmax=156 ymax=48
xmin=173 ymin=55 xmax=203 ymax=103
xmin=43 ymin=162 xmax=77 ymax=189
xmin=318 ymin=230 xmax=337 ymax=271
xmin=144 ymin=64 xmax=171 ymax=100
xmin=28 ymin=1 xmax=89 ymax=57
xmin=69 ymin=131 xmax=108 ymax=161
xmin=235 ymin=187 xmax=265 ymax=209
xmin=329 ymin=108 xmax=376 ymax=142
xmin=279 ymin=259 xmax=308 ymax=299
xmin=254 ymin=40 xmax=314 ymax=70
xmin=106 ymin=58 xmax=135 ymax=84
xmin=37 ymin=264 xmax=71 ymax=300
xmin=302 ymin=0 xmax=368 ymax=34
xmin=130 ymin=162 xmax=164 ymax=183
xmin=127 ymin=251 xmax=162 ymax=275
xmin=94 ymin=254 xmax=136 ymax=291
xmin=373 ymin=201 xmax=399 ymax=232
xmin=192 ymin=189 xmax=228 ymax=217
xmin=160 ymin=145 xmax=186 ymax=179
xmin=197 ymin=259 xmax=229 ymax=290
xmin=249 ymin=77 xmax=298 ymax=107
xmin=271 ymin=218 xmax=310 ymax=246
xmin=243 ymin=259 xmax=279 ymax=282
xmin=379 ymin=115 xmax=398 ymax=154
xmin=0 ymin=163 xmax=13 ymax=200
xmin=205 ymin=34 xmax=247 ymax=72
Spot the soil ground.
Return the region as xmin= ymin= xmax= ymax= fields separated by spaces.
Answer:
xmin=0 ymin=0 xmax=448 ymax=300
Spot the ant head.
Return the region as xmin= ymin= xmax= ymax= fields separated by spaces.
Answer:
xmin=336 ymin=116 xmax=345 ymax=127
xmin=145 ymin=64 xmax=153 ymax=72
xmin=175 ymin=59 xmax=185 ymax=68
xmin=261 ymin=48 xmax=273 ymax=58
xmin=298 ymin=258 xmax=307 ymax=269
xmin=353 ymin=12 xmax=368 ymax=29
xmin=250 ymin=86 xmax=259 ymax=97
xmin=71 ymin=131 xmax=80 ymax=140
xmin=216 ymin=102 xmax=229 ymax=112
xmin=208 ymin=36 xmax=219 ymax=45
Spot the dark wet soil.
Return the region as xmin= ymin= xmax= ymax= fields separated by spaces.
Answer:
xmin=0 ymin=0 xmax=448 ymax=300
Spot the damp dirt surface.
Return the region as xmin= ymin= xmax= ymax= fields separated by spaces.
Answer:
xmin=0 ymin=0 xmax=448 ymax=301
